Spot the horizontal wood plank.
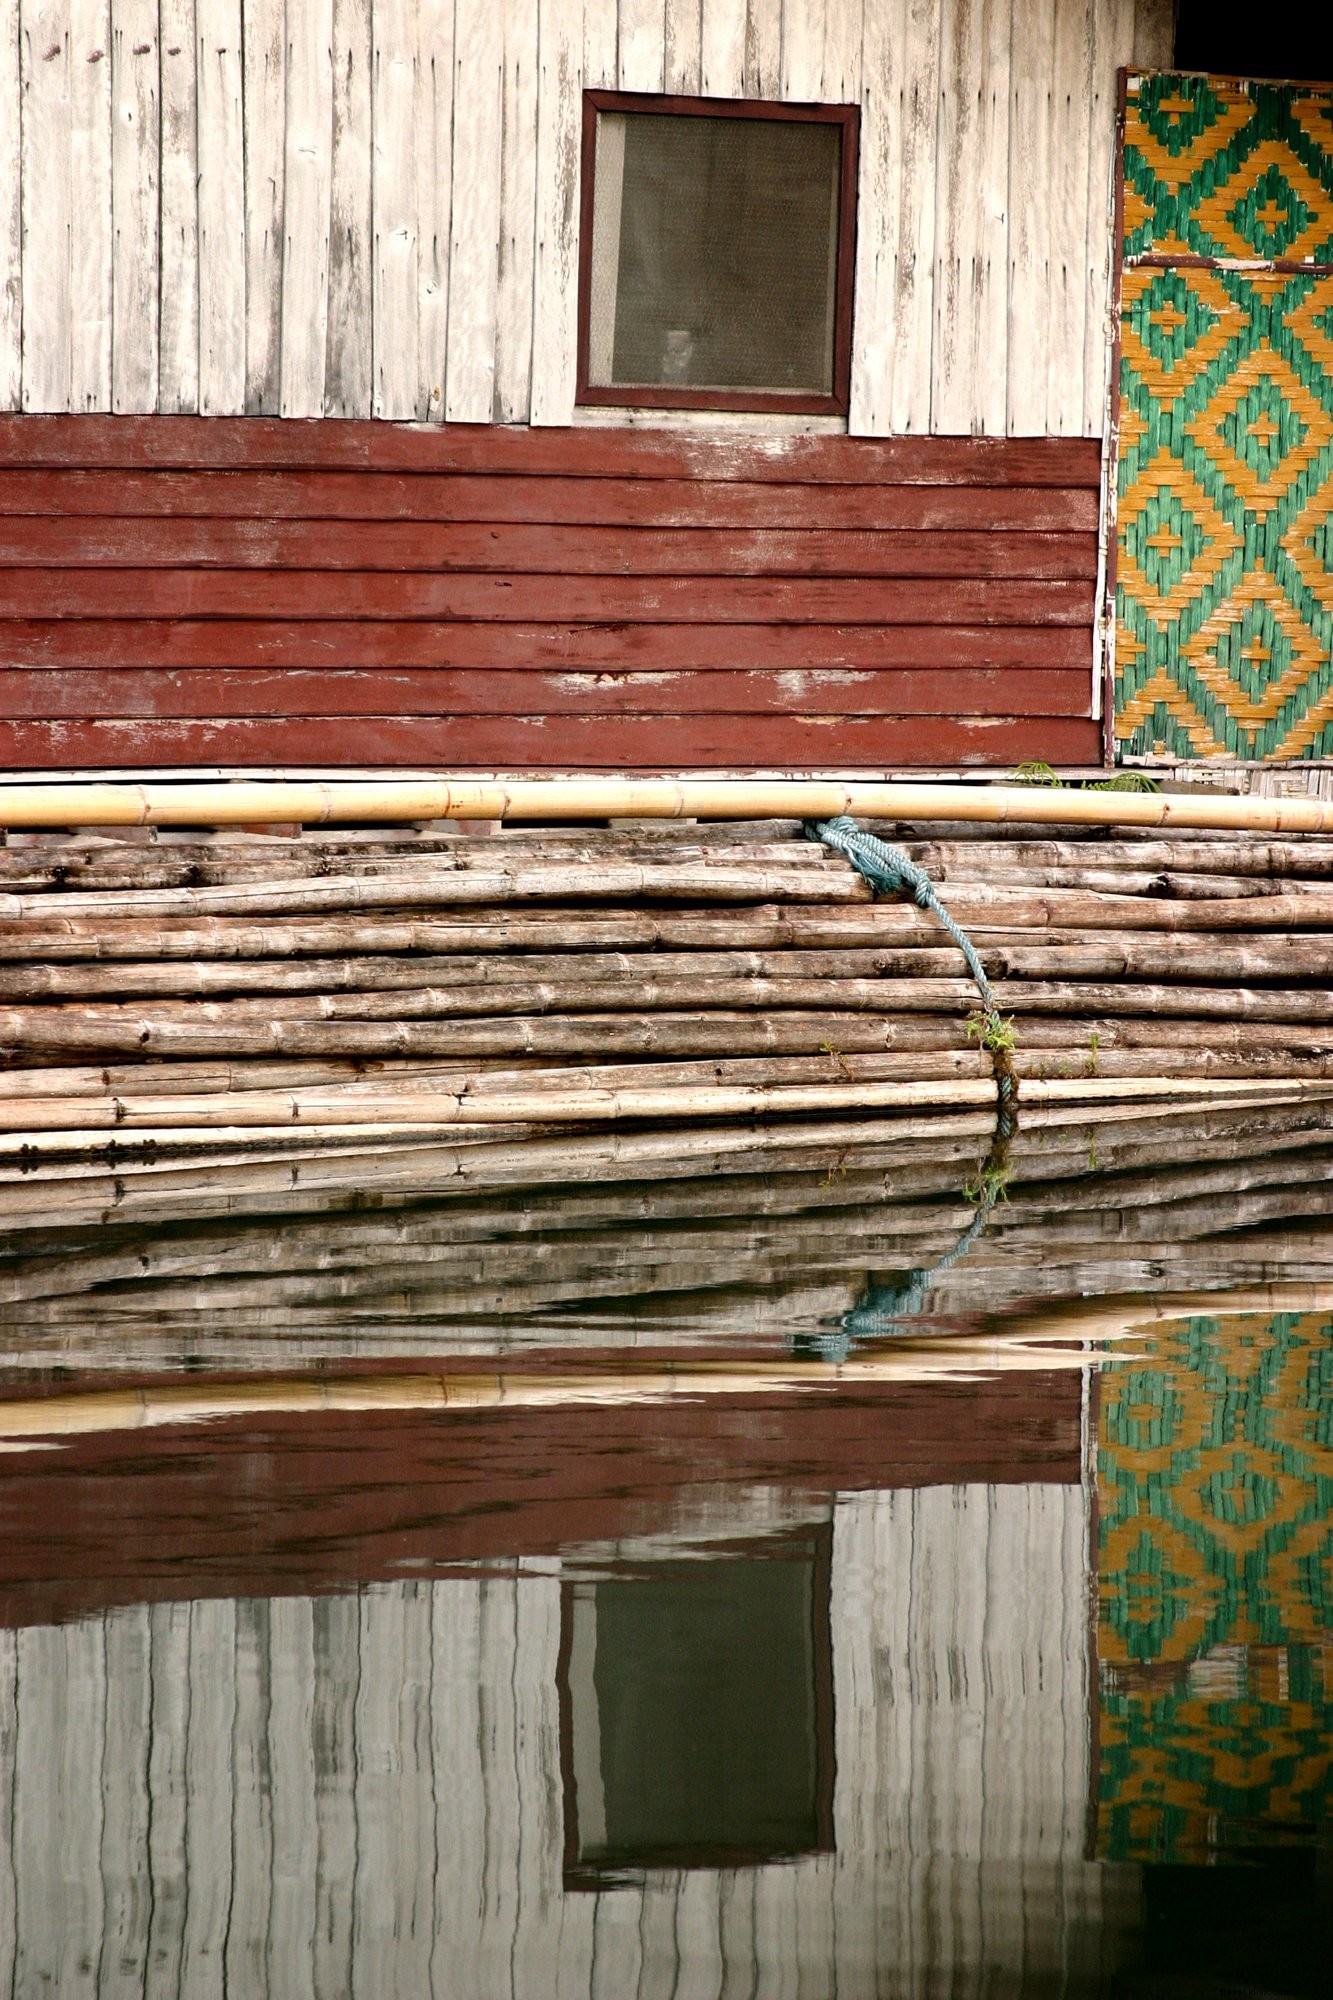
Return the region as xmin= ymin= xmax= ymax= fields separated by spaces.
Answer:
xmin=0 ymin=414 xmax=1101 ymax=484
xmin=0 ymin=518 xmax=1098 ymax=578
xmin=0 ymin=714 xmax=1105 ymax=766
xmin=0 ymin=571 xmax=1095 ymax=624
xmin=0 ymin=619 xmax=1092 ymax=670
xmin=0 ymin=667 xmax=1092 ymax=719
xmin=0 ymin=469 xmax=1102 ymax=530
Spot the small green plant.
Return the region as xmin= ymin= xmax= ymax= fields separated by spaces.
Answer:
xmin=1011 ymin=759 xmax=1065 ymax=788
xmin=1011 ymin=761 xmax=1161 ymax=795
xmin=820 ymin=1039 xmax=853 ymax=1078
xmin=963 ymin=1155 xmax=1013 ymax=1207
xmin=1088 ymin=771 xmax=1162 ymax=794
xmin=1086 ymin=1029 xmax=1101 ymax=1076
xmin=965 ymin=1009 xmax=1018 ymax=1056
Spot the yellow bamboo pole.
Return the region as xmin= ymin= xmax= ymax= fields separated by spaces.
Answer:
xmin=2 ymin=776 xmax=1333 ymax=833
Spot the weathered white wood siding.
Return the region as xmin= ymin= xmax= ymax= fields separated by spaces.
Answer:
xmin=0 ymin=1484 xmax=1139 ymax=1998
xmin=3 ymin=0 xmax=1173 ymax=431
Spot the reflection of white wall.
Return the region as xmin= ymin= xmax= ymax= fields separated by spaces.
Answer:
xmin=0 ymin=1485 xmax=1135 ymax=1998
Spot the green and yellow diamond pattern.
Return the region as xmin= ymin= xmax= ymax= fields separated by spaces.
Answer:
xmin=1096 ymin=1312 xmax=1333 ymax=1863
xmin=1114 ymin=76 xmax=1333 ymax=761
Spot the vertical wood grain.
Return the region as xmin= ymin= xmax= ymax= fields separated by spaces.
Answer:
xmin=445 ymin=0 xmax=503 ymax=422
xmin=158 ymin=0 xmax=198 ymax=413
xmin=1131 ymin=0 xmax=1172 ymax=67
xmin=618 ymin=0 xmax=663 ymax=91
xmin=0 ymin=0 xmax=19 ymax=408
xmin=309 ymin=1596 xmax=359 ymax=2000
xmin=96 ymin=1612 xmax=150 ymax=2000
xmin=1007 ymin=0 xmax=1054 ymax=435
xmin=847 ymin=0 xmax=900 ymax=434
xmin=583 ymin=0 xmax=617 ymax=87
xmin=431 ymin=1582 xmax=486 ymax=1998
xmin=197 ymin=0 xmax=244 ymax=411
xmin=325 ymin=0 xmax=372 ymax=414
xmin=20 ymin=0 xmax=71 ymax=412
xmin=110 ymin=0 xmax=158 ymax=411
xmin=1083 ymin=0 xmax=1133 ymax=438
xmin=700 ymin=0 xmax=743 ymax=97
xmin=179 ymin=1599 xmax=236 ymax=1996
xmin=16 ymin=1624 xmax=107 ymax=1998
xmin=821 ymin=0 xmax=861 ymax=102
xmin=225 ymin=1600 xmax=275 ymax=1995
xmin=529 ymin=0 xmax=582 ymax=426
xmin=280 ymin=0 xmax=334 ymax=418
xmin=143 ymin=1603 xmax=190 ymax=1996
xmin=240 ymin=0 xmax=283 ymax=412
xmin=0 ymin=1631 xmax=14 ymax=2000
xmin=266 ymin=1596 xmax=317 ymax=2000
xmin=779 ymin=0 xmax=823 ymax=99
xmin=1046 ymin=0 xmax=1093 ymax=436
xmin=743 ymin=0 xmax=780 ymax=97
xmin=890 ymin=0 xmax=938 ymax=431
xmin=415 ymin=0 xmax=455 ymax=420
xmin=934 ymin=0 xmax=1011 ymax=434
xmin=664 ymin=0 xmax=701 ymax=94
xmin=68 ymin=0 xmax=110 ymax=409
xmin=496 ymin=0 xmax=539 ymax=421
xmin=371 ymin=0 xmax=418 ymax=418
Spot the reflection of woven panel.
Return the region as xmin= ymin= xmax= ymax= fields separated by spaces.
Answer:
xmin=1096 ymin=1312 xmax=1333 ymax=1862
xmin=1114 ymin=76 xmax=1333 ymax=762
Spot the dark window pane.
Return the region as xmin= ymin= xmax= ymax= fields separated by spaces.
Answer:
xmin=587 ymin=111 xmax=842 ymax=395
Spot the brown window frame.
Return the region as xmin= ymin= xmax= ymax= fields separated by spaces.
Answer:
xmin=576 ymin=90 xmax=860 ymax=417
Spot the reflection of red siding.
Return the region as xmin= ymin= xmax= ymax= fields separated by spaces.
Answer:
xmin=0 ymin=1369 xmax=1081 ymax=1626
xmin=0 ymin=417 xmax=1101 ymax=770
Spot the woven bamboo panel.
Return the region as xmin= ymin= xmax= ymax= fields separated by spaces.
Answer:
xmin=1096 ymin=1310 xmax=1333 ymax=1863
xmin=1114 ymin=76 xmax=1333 ymax=761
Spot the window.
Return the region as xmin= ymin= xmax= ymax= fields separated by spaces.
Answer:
xmin=577 ymin=93 xmax=859 ymax=415
xmin=558 ymin=1529 xmax=835 ymax=1885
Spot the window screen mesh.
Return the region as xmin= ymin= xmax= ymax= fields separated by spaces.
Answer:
xmin=587 ymin=111 xmax=842 ymax=395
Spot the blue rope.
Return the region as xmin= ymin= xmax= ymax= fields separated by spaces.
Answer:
xmin=793 ymin=814 xmax=1018 ymax=1356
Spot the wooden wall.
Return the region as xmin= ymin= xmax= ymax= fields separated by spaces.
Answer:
xmin=2 ymin=0 xmax=1174 ymax=436
xmin=0 ymin=1486 xmax=1136 ymax=1998
xmin=0 ymin=415 xmax=1103 ymax=768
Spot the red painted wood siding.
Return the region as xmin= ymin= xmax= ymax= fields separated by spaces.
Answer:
xmin=0 ymin=418 xmax=1103 ymax=771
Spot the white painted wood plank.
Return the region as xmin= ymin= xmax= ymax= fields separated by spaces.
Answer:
xmin=1046 ymin=0 xmax=1094 ymax=436
xmin=310 ymin=1596 xmax=359 ymax=2000
xmin=890 ymin=0 xmax=938 ymax=432
xmin=496 ymin=0 xmax=538 ymax=420
xmin=97 ymin=1611 xmax=151 ymax=2000
xmin=224 ymin=1600 xmax=275 ymax=1994
xmin=280 ymin=0 xmax=335 ymax=417
xmin=529 ymin=0 xmax=581 ymax=425
xmin=15 ymin=1624 xmax=106 ymax=1997
xmin=0 ymin=0 xmax=20 ymax=408
xmin=110 ymin=0 xmax=158 ymax=411
xmin=445 ymin=0 xmax=503 ymax=421
xmin=198 ymin=0 xmax=244 ymax=412
xmin=68 ymin=0 xmax=110 ymax=408
xmin=700 ymin=0 xmax=742 ymax=97
xmin=414 ymin=0 xmax=454 ymax=420
xmin=511 ymin=1577 xmax=564 ymax=1999
xmin=394 ymin=1585 xmax=437 ymax=1996
xmin=665 ymin=0 xmax=701 ymax=93
xmin=371 ymin=0 xmax=418 ymax=418
xmin=158 ymin=0 xmax=198 ymax=412
xmin=476 ymin=1578 xmax=522 ymax=1996
xmin=584 ymin=0 xmax=618 ymax=88
xmin=847 ymin=0 xmax=900 ymax=434
xmin=325 ymin=0 xmax=373 ymax=413
xmin=821 ymin=0 xmax=860 ymax=103
xmin=1132 ymin=0 xmax=1172 ymax=67
xmin=266 ymin=1597 xmax=317 ymax=2000
xmin=743 ymin=0 xmax=780 ymax=95
xmin=145 ymin=1602 xmax=191 ymax=1993
xmin=1007 ymin=0 xmax=1055 ymax=435
xmin=778 ymin=0 xmax=823 ymax=100
xmin=20 ymin=0 xmax=71 ymax=412
xmin=430 ymin=1582 xmax=485 ymax=1999
xmin=1082 ymin=0 xmax=1133 ymax=438
xmin=0 ymin=1629 xmax=15 ymax=2000
xmin=179 ymin=1599 xmax=236 ymax=2000
xmin=618 ymin=0 xmax=663 ymax=91
xmin=240 ymin=0 xmax=283 ymax=412
xmin=933 ymin=0 xmax=1010 ymax=434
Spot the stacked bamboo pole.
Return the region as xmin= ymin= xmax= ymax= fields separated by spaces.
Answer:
xmin=0 ymin=813 xmax=1329 ymax=1162
xmin=0 ymin=1096 xmax=1329 ymax=1376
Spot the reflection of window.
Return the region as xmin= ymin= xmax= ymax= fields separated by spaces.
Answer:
xmin=578 ymin=94 xmax=859 ymax=414
xmin=558 ymin=1527 xmax=834 ymax=1884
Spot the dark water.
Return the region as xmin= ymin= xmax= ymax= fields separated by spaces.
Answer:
xmin=0 ymin=1097 xmax=1330 ymax=1996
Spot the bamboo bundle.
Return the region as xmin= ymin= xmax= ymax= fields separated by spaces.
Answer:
xmin=0 ymin=813 xmax=1328 ymax=1149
